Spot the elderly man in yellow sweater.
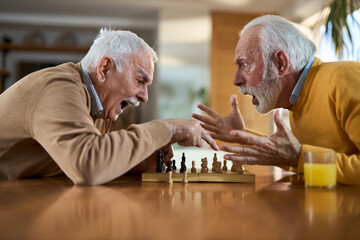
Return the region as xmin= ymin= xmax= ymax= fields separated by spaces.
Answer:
xmin=193 ymin=15 xmax=360 ymax=186
xmin=0 ymin=28 xmax=218 ymax=185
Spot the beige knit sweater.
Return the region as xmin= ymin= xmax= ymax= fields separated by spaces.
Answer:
xmin=0 ymin=62 xmax=171 ymax=185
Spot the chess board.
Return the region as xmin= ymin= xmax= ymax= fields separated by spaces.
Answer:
xmin=142 ymin=169 xmax=255 ymax=183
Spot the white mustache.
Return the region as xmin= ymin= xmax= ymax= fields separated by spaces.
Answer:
xmin=238 ymin=86 xmax=255 ymax=95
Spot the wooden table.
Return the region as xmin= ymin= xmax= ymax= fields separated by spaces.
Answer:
xmin=1 ymin=169 xmax=359 ymax=240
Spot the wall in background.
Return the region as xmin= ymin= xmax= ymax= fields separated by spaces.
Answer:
xmin=0 ymin=19 xmax=159 ymax=125
xmin=158 ymin=10 xmax=211 ymax=121
xmin=211 ymin=12 xmax=273 ymax=142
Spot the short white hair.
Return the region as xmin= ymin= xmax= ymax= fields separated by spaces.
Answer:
xmin=240 ymin=15 xmax=316 ymax=72
xmin=81 ymin=28 xmax=158 ymax=72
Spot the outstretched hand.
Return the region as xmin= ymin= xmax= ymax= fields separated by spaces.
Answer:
xmin=162 ymin=118 xmax=219 ymax=151
xmin=192 ymin=94 xmax=246 ymax=143
xmin=220 ymin=109 xmax=301 ymax=167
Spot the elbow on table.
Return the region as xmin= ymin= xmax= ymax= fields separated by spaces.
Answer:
xmin=66 ymin=166 xmax=114 ymax=186
xmin=63 ymin=152 xmax=128 ymax=186
xmin=69 ymin=173 xmax=107 ymax=186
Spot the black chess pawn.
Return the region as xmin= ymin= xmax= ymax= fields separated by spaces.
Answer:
xmin=155 ymin=152 xmax=162 ymax=172
xmin=172 ymin=159 xmax=177 ymax=170
xmin=180 ymin=162 xmax=186 ymax=173
xmin=156 ymin=150 xmax=166 ymax=173
xmin=161 ymin=161 xmax=166 ymax=173
xmin=180 ymin=153 xmax=187 ymax=173
xmin=166 ymin=160 xmax=173 ymax=172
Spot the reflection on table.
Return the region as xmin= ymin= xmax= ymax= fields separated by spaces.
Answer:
xmin=0 ymin=169 xmax=359 ymax=240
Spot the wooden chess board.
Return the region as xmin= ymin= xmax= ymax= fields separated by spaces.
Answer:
xmin=142 ymin=169 xmax=255 ymax=183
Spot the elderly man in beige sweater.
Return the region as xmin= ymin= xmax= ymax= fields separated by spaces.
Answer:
xmin=0 ymin=28 xmax=218 ymax=185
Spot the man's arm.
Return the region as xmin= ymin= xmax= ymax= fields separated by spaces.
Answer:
xmin=30 ymin=79 xmax=217 ymax=185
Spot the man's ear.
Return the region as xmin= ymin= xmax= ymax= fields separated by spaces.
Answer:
xmin=96 ymin=57 xmax=112 ymax=83
xmin=273 ymin=50 xmax=290 ymax=76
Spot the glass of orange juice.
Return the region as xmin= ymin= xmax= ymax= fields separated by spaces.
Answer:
xmin=303 ymin=150 xmax=336 ymax=188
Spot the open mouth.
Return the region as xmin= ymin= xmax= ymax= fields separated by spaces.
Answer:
xmin=251 ymin=95 xmax=259 ymax=105
xmin=120 ymin=98 xmax=140 ymax=111
xmin=120 ymin=101 xmax=129 ymax=110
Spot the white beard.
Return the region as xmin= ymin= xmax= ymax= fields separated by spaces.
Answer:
xmin=239 ymin=64 xmax=282 ymax=114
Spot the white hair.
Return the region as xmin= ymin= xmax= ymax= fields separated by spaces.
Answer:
xmin=240 ymin=15 xmax=316 ymax=72
xmin=81 ymin=28 xmax=158 ymax=72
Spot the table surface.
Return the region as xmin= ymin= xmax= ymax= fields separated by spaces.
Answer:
xmin=1 ymin=168 xmax=360 ymax=240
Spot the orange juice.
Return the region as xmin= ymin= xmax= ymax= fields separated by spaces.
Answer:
xmin=304 ymin=163 xmax=336 ymax=188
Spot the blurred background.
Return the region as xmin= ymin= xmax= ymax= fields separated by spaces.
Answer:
xmin=1 ymin=0 xmax=359 ymax=168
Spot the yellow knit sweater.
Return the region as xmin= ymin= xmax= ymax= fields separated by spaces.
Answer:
xmin=289 ymin=58 xmax=360 ymax=185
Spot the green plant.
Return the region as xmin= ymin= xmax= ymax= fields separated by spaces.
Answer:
xmin=324 ymin=0 xmax=360 ymax=57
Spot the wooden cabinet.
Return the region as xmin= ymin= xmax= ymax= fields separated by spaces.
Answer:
xmin=0 ymin=43 xmax=89 ymax=92
xmin=0 ymin=43 xmax=88 ymax=53
xmin=210 ymin=12 xmax=273 ymax=141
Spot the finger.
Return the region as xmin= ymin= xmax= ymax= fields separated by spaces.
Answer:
xmin=201 ymin=130 xmax=219 ymax=150
xmin=224 ymin=154 xmax=274 ymax=165
xmin=200 ymin=123 xmax=218 ymax=133
xmin=230 ymin=94 xmax=240 ymax=113
xmin=210 ymin=133 xmax=240 ymax=143
xmin=197 ymin=104 xmax=220 ymax=119
xmin=230 ymin=130 xmax=268 ymax=146
xmin=223 ymin=154 xmax=259 ymax=164
xmin=273 ymin=109 xmax=287 ymax=132
xmin=220 ymin=144 xmax=260 ymax=155
xmin=221 ymin=144 xmax=276 ymax=159
xmin=164 ymin=146 xmax=174 ymax=162
xmin=192 ymin=113 xmax=216 ymax=126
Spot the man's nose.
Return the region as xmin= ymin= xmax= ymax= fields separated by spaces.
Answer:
xmin=233 ymin=68 xmax=244 ymax=86
xmin=138 ymin=87 xmax=148 ymax=103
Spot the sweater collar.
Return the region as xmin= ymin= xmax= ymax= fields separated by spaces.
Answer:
xmin=80 ymin=63 xmax=104 ymax=119
xmin=289 ymin=57 xmax=315 ymax=105
xmin=290 ymin=57 xmax=323 ymax=112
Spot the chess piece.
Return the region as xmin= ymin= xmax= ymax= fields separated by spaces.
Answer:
xmin=156 ymin=150 xmax=165 ymax=173
xmin=172 ymin=159 xmax=177 ymax=170
xmin=231 ymin=161 xmax=238 ymax=172
xmin=191 ymin=161 xmax=196 ymax=173
xmin=160 ymin=151 xmax=166 ymax=173
xmin=201 ymin=157 xmax=208 ymax=173
xmin=222 ymin=160 xmax=228 ymax=171
xmin=182 ymin=171 xmax=188 ymax=184
xmin=166 ymin=160 xmax=173 ymax=172
xmin=237 ymin=164 xmax=244 ymax=174
xmin=180 ymin=153 xmax=187 ymax=173
xmin=167 ymin=171 xmax=173 ymax=184
xmin=216 ymin=161 xmax=222 ymax=173
xmin=212 ymin=153 xmax=217 ymax=172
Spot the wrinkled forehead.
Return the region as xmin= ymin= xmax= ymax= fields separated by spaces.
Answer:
xmin=235 ymin=27 xmax=262 ymax=59
xmin=132 ymin=50 xmax=155 ymax=82
xmin=130 ymin=50 xmax=154 ymax=69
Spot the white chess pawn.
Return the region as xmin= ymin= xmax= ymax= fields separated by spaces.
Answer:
xmin=191 ymin=160 xmax=196 ymax=173
xmin=222 ymin=160 xmax=228 ymax=171
xmin=237 ymin=164 xmax=244 ymax=174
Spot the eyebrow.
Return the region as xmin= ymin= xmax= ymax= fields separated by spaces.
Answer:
xmin=137 ymin=70 xmax=150 ymax=83
xmin=234 ymin=56 xmax=247 ymax=65
xmin=234 ymin=58 xmax=242 ymax=65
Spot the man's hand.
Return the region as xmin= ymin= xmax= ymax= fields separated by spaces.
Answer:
xmin=162 ymin=119 xmax=219 ymax=151
xmin=160 ymin=143 xmax=174 ymax=163
xmin=220 ymin=109 xmax=301 ymax=167
xmin=192 ymin=94 xmax=246 ymax=143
